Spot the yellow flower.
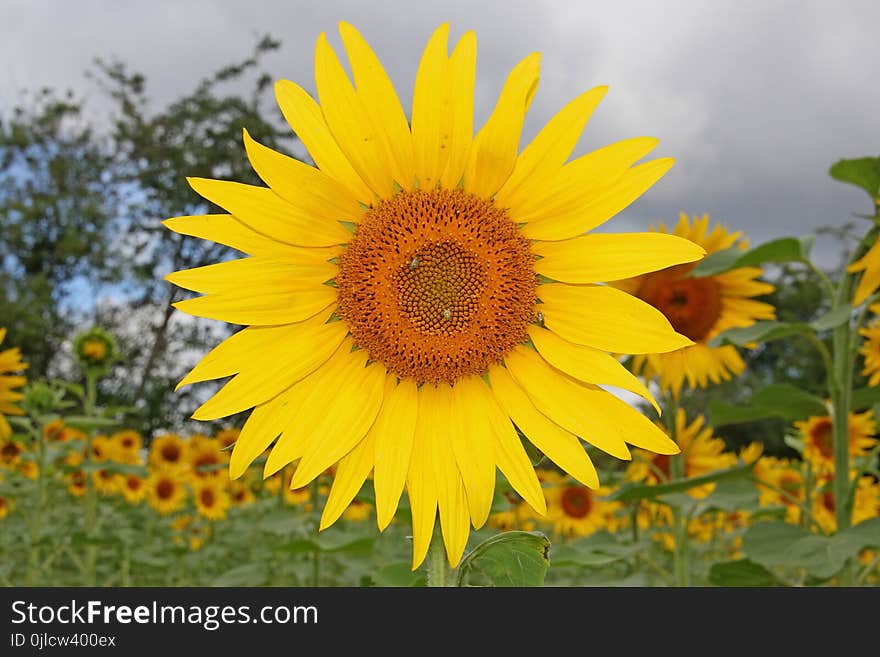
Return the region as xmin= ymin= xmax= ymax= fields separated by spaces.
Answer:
xmin=193 ymin=479 xmax=231 ymax=521
xmin=117 ymin=473 xmax=148 ymax=504
xmin=18 ymin=460 xmax=38 ymax=480
xmin=614 ymin=214 xmax=775 ymax=396
xmin=848 ymin=239 xmax=880 ymax=306
xmin=544 ymin=480 xmax=620 ymax=537
xmin=0 ymin=496 xmax=12 ymax=519
xmin=0 ymin=328 xmax=27 ymax=440
xmin=187 ymin=436 xmax=228 ymax=480
xmin=857 ymin=304 xmax=880 ymax=385
xmin=92 ymin=467 xmax=118 ymax=495
xmin=111 ymin=430 xmax=143 ymax=461
xmin=82 ymin=339 xmax=107 ymax=362
xmin=214 ymin=428 xmax=239 ymax=450
xmin=795 ymin=411 xmax=877 ymax=475
xmin=148 ymin=433 xmax=189 ymax=472
xmin=753 ymin=456 xmax=804 ymax=524
xmin=626 ymin=409 xmax=737 ymax=498
xmin=146 ymin=472 xmax=187 ymax=514
xmin=812 ymin=476 xmax=880 ymax=534
xmin=64 ymin=454 xmax=88 ymax=497
xmin=164 ymin=23 xmax=700 ymax=568
xmin=0 ymin=438 xmax=24 ymax=468
xmin=228 ymin=480 xmax=255 ymax=507
xmin=89 ymin=435 xmax=113 ymax=462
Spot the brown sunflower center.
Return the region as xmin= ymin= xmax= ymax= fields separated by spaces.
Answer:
xmin=336 ymin=189 xmax=536 ymax=384
xmin=199 ymin=488 xmax=216 ymax=507
xmin=193 ymin=452 xmax=220 ymax=476
xmin=652 ymin=453 xmax=672 ymax=479
xmin=635 ymin=264 xmax=722 ymax=342
xmin=126 ymin=476 xmax=143 ymax=491
xmin=161 ymin=444 xmax=181 ymax=463
xmin=561 ymin=486 xmax=593 ymax=519
xmin=808 ymin=418 xmax=834 ymax=459
xmin=1 ymin=442 xmax=21 ymax=460
xmin=156 ymin=479 xmax=175 ymax=500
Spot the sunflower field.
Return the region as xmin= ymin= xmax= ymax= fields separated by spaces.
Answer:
xmin=1 ymin=21 xmax=879 ymax=588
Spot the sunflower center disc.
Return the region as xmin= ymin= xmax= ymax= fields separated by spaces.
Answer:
xmin=561 ymin=486 xmax=592 ymax=518
xmin=809 ymin=418 xmax=834 ymax=459
xmin=336 ymin=189 xmax=536 ymax=385
xmin=635 ymin=264 xmax=722 ymax=342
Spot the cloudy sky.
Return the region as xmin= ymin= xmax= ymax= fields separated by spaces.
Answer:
xmin=2 ymin=0 xmax=878 ymax=264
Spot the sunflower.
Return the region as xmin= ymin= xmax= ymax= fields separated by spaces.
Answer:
xmin=795 ymin=411 xmax=877 ymax=475
xmin=544 ymin=480 xmax=620 ymax=537
xmin=63 ymin=453 xmax=88 ymax=497
xmin=0 ymin=438 xmax=24 ymax=468
xmin=0 ymin=329 xmax=27 ymax=440
xmin=228 ymin=480 xmax=255 ymax=506
xmin=92 ymin=467 xmax=118 ymax=495
xmin=613 ymin=214 xmax=775 ymax=396
xmin=342 ymin=499 xmax=372 ymax=522
xmin=146 ymin=472 xmax=187 ymax=515
xmin=89 ymin=435 xmax=113 ymax=462
xmin=111 ymin=430 xmax=143 ymax=462
xmin=753 ymin=456 xmax=804 ymax=524
xmin=0 ymin=496 xmax=11 ymax=519
xmin=812 ymin=476 xmax=880 ymax=534
xmin=215 ymin=428 xmax=239 ymax=450
xmin=165 ymin=23 xmax=701 ymax=568
xmin=626 ymin=409 xmax=737 ymax=498
xmin=193 ymin=479 xmax=231 ymax=521
xmin=117 ymin=473 xmax=148 ymax=504
xmin=148 ymin=433 xmax=189 ymax=472
xmin=18 ymin=460 xmax=38 ymax=480
xmin=187 ymin=436 xmax=228 ymax=480
xmin=857 ymin=304 xmax=880 ymax=386
xmin=848 ymin=239 xmax=880 ymax=306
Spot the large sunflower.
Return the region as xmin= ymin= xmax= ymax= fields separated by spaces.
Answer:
xmin=613 ymin=214 xmax=775 ymax=396
xmin=0 ymin=328 xmax=27 ymax=440
xmin=165 ymin=23 xmax=704 ymax=568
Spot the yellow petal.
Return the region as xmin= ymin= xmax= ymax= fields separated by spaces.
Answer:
xmin=464 ymin=53 xmax=541 ymax=199
xmin=175 ymin=312 xmax=328 ymax=390
xmin=319 ymin=430 xmax=377 ymax=531
xmin=450 ymin=376 xmax=497 ymax=528
xmin=488 ymin=364 xmax=598 ymax=489
xmin=166 ymin=256 xmax=336 ymax=295
xmin=495 ymin=86 xmax=608 ymax=208
xmin=288 ymin=360 xmax=387 ymax=489
xmin=533 ymin=232 xmax=705 ymax=284
xmin=579 ymin=386 xmax=680 ymax=455
xmin=314 ymin=33 xmax=394 ymax=198
xmin=373 ymin=377 xmax=419 ymax=531
xmin=338 ymin=22 xmax=414 ymax=191
xmin=503 ymin=345 xmax=632 ymax=460
xmin=162 ymin=214 xmax=337 ymax=258
xmin=427 ymin=384 xmax=471 ymax=566
xmin=242 ymin=130 xmax=363 ymax=222
xmin=274 ymin=79 xmax=374 ymax=202
xmin=509 ymin=137 xmax=659 ymax=221
xmin=527 ymin=325 xmax=659 ymax=414
xmin=191 ymin=315 xmax=348 ymax=421
xmin=439 ymin=31 xmax=477 ymax=189
xmin=173 ymin=286 xmax=336 ymax=326
xmin=411 ymin=24 xmax=451 ymax=189
xmin=229 ymin=385 xmax=304 ymax=478
xmin=262 ymin=344 xmax=355 ymax=477
xmin=521 ymin=158 xmax=675 ymax=241
xmin=538 ymin=283 xmax=693 ymax=354
xmin=408 ymin=386 xmax=439 ymax=569
xmin=186 ymin=178 xmax=350 ymax=247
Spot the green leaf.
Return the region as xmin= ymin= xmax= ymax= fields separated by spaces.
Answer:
xmin=742 ymin=521 xmax=811 ymax=567
xmin=211 ymin=563 xmax=268 ymax=587
xmin=709 ymin=320 xmax=810 ymax=347
xmin=708 ymin=559 xmax=780 ymax=586
xmin=709 ymin=383 xmax=827 ymax=427
xmin=688 ymin=246 xmax=743 ymax=277
xmin=369 ymin=563 xmax=426 ymax=587
xmin=281 ymin=528 xmax=375 ymax=555
xmin=851 ymin=386 xmax=880 ymax=410
xmin=829 ymin=157 xmax=880 ymax=200
xmin=607 ymin=463 xmax=752 ymax=502
xmin=735 ymin=236 xmax=815 ymax=268
xmin=810 ymin=306 xmax=852 ymax=332
xmin=698 ymin=478 xmax=760 ymax=513
xmin=456 ymin=531 xmax=550 ymax=587
xmin=549 ymin=533 xmax=642 ymax=568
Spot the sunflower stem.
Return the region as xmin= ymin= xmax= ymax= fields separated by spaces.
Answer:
xmin=25 ymin=418 xmax=46 ymax=586
xmin=426 ymin=525 xmax=451 ymax=587
xmin=663 ymin=393 xmax=690 ymax=587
